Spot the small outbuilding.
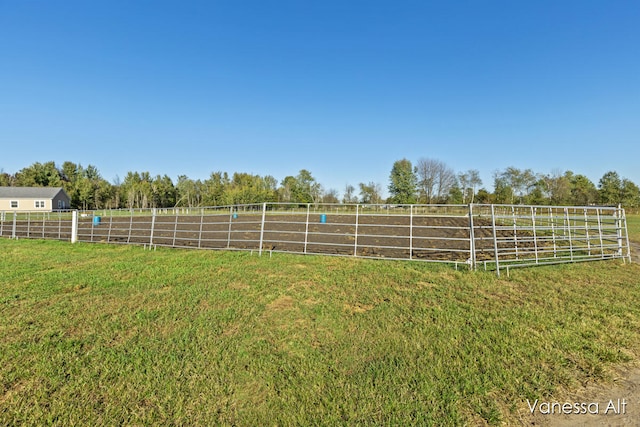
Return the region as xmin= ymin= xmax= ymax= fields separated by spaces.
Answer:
xmin=0 ymin=187 xmax=71 ymax=212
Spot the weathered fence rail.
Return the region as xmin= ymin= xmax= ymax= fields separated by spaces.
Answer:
xmin=1 ymin=203 xmax=631 ymax=275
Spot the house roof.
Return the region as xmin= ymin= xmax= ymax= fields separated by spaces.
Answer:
xmin=0 ymin=186 xmax=68 ymax=199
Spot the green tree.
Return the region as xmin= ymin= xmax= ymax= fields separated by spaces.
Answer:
xmin=225 ymin=173 xmax=277 ymax=205
xmin=525 ymin=180 xmax=547 ymax=205
xmin=475 ymin=188 xmax=493 ymax=203
xmin=81 ymin=165 xmax=110 ymax=210
xmin=540 ymin=170 xmax=572 ymax=205
xmin=322 ymin=189 xmax=340 ymax=204
xmin=151 ymin=175 xmax=176 ymax=208
xmin=447 ymin=184 xmax=463 ymax=204
xmin=570 ymin=174 xmax=598 ymax=206
xmin=263 ymin=176 xmax=279 ymax=202
xmin=493 ymin=167 xmax=537 ymax=204
xmin=60 ymin=161 xmax=82 ymax=207
xmin=598 ymin=171 xmax=622 ymax=205
xmin=0 ymin=171 xmax=12 ymax=186
xmin=359 ymin=182 xmax=383 ymax=204
xmin=120 ymin=171 xmax=156 ymax=208
xmin=492 ymin=172 xmax=514 ymax=204
xmin=388 ymin=159 xmax=417 ymax=204
xmin=278 ymin=170 xmax=321 ymax=204
xmin=55 ymin=162 xmax=111 ymax=210
xmin=202 ymin=172 xmax=230 ymax=206
xmin=295 ymin=169 xmax=322 ymax=204
xmin=15 ymin=161 xmax=63 ymax=187
xmin=621 ymin=179 xmax=640 ymax=208
xmin=278 ymin=176 xmax=296 ymax=203
xmin=175 ymin=175 xmax=202 ymax=207
xmin=95 ymin=179 xmax=115 ymax=209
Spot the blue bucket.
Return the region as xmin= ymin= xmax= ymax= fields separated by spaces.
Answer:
xmin=320 ymin=214 xmax=327 ymax=224
xmin=93 ymin=216 xmax=101 ymax=226
xmin=232 ymin=213 xmax=238 ymax=219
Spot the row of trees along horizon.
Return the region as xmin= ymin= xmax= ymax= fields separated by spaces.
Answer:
xmin=1 ymin=159 xmax=639 ymax=211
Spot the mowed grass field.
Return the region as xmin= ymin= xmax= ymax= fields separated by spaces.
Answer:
xmin=1 ymin=222 xmax=639 ymax=425
xmin=626 ymin=213 xmax=640 ymax=243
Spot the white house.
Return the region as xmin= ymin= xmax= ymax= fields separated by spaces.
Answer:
xmin=0 ymin=187 xmax=71 ymax=212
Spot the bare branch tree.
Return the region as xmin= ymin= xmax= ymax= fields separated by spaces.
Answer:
xmin=343 ymin=184 xmax=358 ymax=204
xmin=416 ymin=158 xmax=456 ymax=203
xmin=458 ymin=169 xmax=482 ymax=203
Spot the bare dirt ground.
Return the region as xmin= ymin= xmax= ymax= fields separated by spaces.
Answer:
xmin=71 ymin=213 xmax=534 ymax=263
xmin=630 ymin=242 xmax=640 ymax=263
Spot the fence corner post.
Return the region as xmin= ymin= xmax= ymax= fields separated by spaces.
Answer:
xmin=71 ymin=210 xmax=78 ymax=243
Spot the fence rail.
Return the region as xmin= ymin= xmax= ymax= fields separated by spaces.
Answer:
xmin=0 ymin=203 xmax=631 ymax=275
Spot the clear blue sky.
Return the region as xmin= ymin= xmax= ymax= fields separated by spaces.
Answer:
xmin=1 ymin=0 xmax=639 ymax=197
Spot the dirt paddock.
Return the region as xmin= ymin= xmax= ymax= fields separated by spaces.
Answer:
xmin=69 ymin=213 xmax=535 ymax=263
xmin=2 ymin=209 xmax=618 ymax=267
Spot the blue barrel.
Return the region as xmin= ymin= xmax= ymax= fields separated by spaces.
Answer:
xmin=320 ymin=214 xmax=327 ymax=224
xmin=93 ymin=216 xmax=101 ymax=226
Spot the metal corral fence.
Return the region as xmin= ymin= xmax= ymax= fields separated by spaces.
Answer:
xmin=0 ymin=210 xmax=75 ymax=242
xmin=0 ymin=203 xmax=631 ymax=275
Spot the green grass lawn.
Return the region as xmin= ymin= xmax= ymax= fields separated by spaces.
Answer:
xmin=625 ymin=213 xmax=640 ymax=243
xmin=1 ymin=239 xmax=639 ymax=426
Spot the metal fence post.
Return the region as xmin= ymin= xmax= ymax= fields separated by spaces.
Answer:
xmin=468 ymin=204 xmax=476 ymax=269
xmin=511 ymin=206 xmax=518 ymax=260
xmin=27 ymin=212 xmax=31 ymax=238
xmin=71 ymin=210 xmax=78 ymax=243
xmin=595 ymin=208 xmax=604 ymax=259
xmin=107 ymin=211 xmax=112 ymax=243
xmin=616 ymin=204 xmax=624 ymax=259
xmin=304 ymin=203 xmax=310 ymax=254
xmin=198 ymin=208 xmax=204 ymax=249
xmin=549 ymin=207 xmax=557 ymax=258
xmin=491 ymin=204 xmax=500 ymax=277
xmin=409 ymin=205 xmax=414 ymax=260
xmin=150 ymin=208 xmax=156 ymax=246
xmin=354 ymin=204 xmax=360 ymax=257
xmin=124 ymin=210 xmax=130 ymax=243
xmin=90 ymin=211 xmax=96 ymax=242
xmin=172 ymin=212 xmax=179 ymax=247
xmin=565 ymin=207 xmax=574 ymax=261
xmin=531 ymin=206 xmax=538 ymax=264
xmin=622 ymin=206 xmax=632 ymax=263
xmin=227 ymin=206 xmax=233 ymax=249
xmin=258 ymin=202 xmax=266 ymax=256
xmin=583 ymin=208 xmax=591 ymax=256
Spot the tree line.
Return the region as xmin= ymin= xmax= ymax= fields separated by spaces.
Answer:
xmin=388 ymin=158 xmax=640 ymax=208
xmin=1 ymin=159 xmax=639 ymax=210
